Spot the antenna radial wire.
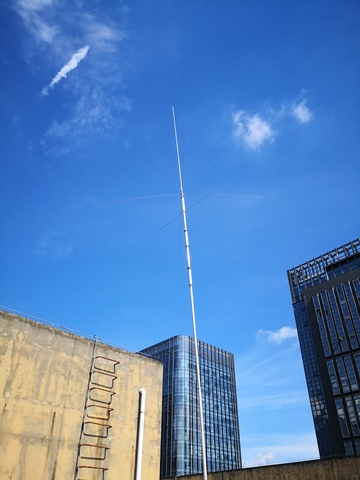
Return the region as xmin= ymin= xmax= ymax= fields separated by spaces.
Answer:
xmin=172 ymin=106 xmax=208 ymax=480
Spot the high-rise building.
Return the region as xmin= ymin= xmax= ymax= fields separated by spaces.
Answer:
xmin=287 ymin=238 xmax=360 ymax=457
xmin=140 ymin=335 xmax=242 ymax=478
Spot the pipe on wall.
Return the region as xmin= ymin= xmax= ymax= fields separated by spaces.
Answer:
xmin=135 ymin=388 xmax=146 ymax=480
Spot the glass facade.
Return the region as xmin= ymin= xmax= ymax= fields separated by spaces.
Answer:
xmin=288 ymin=238 xmax=360 ymax=457
xmin=140 ymin=335 xmax=242 ymax=478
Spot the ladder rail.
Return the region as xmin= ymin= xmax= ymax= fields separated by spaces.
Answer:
xmin=74 ymin=339 xmax=119 ymax=480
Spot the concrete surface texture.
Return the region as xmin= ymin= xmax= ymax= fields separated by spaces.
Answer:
xmin=178 ymin=456 xmax=360 ymax=480
xmin=0 ymin=310 xmax=163 ymax=480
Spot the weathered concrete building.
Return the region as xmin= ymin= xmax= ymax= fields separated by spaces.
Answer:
xmin=0 ymin=310 xmax=163 ymax=480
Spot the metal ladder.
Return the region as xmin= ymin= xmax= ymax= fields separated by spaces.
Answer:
xmin=75 ymin=339 xmax=119 ymax=480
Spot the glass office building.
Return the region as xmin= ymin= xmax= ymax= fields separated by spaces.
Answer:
xmin=140 ymin=335 xmax=242 ymax=478
xmin=288 ymin=238 xmax=360 ymax=457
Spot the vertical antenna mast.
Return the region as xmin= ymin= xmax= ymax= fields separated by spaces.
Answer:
xmin=172 ymin=106 xmax=208 ymax=480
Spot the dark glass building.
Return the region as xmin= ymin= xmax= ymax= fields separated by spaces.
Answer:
xmin=140 ymin=335 xmax=242 ymax=478
xmin=287 ymin=238 xmax=360 ymax=457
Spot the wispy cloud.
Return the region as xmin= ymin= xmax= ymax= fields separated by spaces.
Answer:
xmin=15 ymin=0 xmax=57 ymax=44
xmin=14 ymin=0 xmax=130 ymax=154
xmin=292 ymin=99 xmax=313 ymax=123
xmin=236 ymin=328 xmax=317 ymax=466
xmin=239 ymin=389 xmax=308 ymax=410
xmin=42 ymin=88 xmax=131 ymax=154
xmin=17 ymin=0 xmax=53 ymax=11
xmin=258 ymin=326 xmax=298 ymax=344
xmin=84 ymin=22 xmax=126 ymax=52
xmin=237 ymin=342 xmax=307 ymax=411
xmin=232 ymin=111 xmax=275 ymax=150
xmin=41 ymin=45 xmax=90 ymax=96
xmin=35 ymin=232 xmax=74 ymax=260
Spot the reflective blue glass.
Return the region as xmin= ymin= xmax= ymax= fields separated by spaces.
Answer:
xmin=288 ymin=238 xmax=360 ymax=458
xmin=140 ymin=335 xmax=242 ymax=477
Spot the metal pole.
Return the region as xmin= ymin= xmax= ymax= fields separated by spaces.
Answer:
xmin=135 ymin=388 xmax=147 ymax=480
xmin=172 ymin=106 xmax=208 ymax=480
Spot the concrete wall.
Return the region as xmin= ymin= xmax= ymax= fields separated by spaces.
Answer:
xmin=179 ymin=456 xmax=360 ymax=480
xmin=0 ymin=310 xmax=163 ymax=480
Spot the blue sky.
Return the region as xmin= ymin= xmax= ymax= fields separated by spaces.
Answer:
xmin=1 ymin=0 xmax=359 ymax=468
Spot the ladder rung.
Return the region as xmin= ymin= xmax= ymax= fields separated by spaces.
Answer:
xmin=90 ymin=371 xmax=117 ymax=390
xmin=89 ymin=387 xmax=116 ymax=405
xmin=92 ymin=370 xmax=117 ymax=378
xmin=87 ymin=404 xmax=114 ymax=421
xmin=78 ymin=465 xmax=108 ymax=480
xmin=83 ymin=421 xmax=112 ymax=439
xmin=79 ymin=465 xmax=109 ymax=469
xmin=79 ymin=443 xmax=110 ymax=460
xmin=94 ymin=355 xmax=120 ymax=374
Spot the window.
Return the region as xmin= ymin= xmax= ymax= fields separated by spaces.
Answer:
xmin=335 ymin=398 xmax=350 ymax=437
xmin=326 ymin=359 xmax=340 ymax=395
xmin=344 ymin=440 xmax=354 ymax=455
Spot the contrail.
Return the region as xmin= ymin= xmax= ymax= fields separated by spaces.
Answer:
xmin=41 ymin=45 xmax=90 ymax=96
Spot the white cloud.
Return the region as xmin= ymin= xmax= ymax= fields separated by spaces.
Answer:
xmin=258 ymin=326 xmax=298 ymax=344
xmin=231 ymin=92 xmax=313 ymax=151
xmin=257 ymin=451 xmax=274 ymax=466
xmin=84 ymin=22 xmax=126 ymax=52
xmin=242 ymin=432 xmax=319 ymax=467
xmin=16 ymin=8 xmax=57 ymax=44
xmin=41 ymin=45 xmax=90 ymax=96
xmin=232 ymin=111 xmax=275 ymax=150
xmin=42 ymin=88 xmax=131 ymax=152
xmin=17 ymin=0 xmax=53 ymax=11
xmin=15 ymin=1 xmax=129 ymax=151
xmin=15 ymin=0 xmax=57 ymax=45
xmin=292 ymin=99 xmax=313 ymax=123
